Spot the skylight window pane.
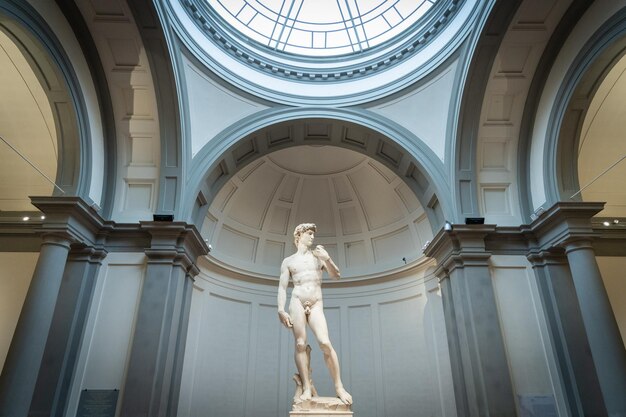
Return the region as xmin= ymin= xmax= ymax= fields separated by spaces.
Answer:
xmin=313 ymin=31 xmax=326 ymax=48
xmin=207 ymin=0 xmax=439 ymax=57
xmin=284 ymin=28 xmax=311 ymax=50
xmin=237 ymin=5 xmax=257 ymax=25
xmin=363 ymin=16 xmax=389 ymax=40
xmin=382 ymin=7 xmax=402 ymax=27
xmin=326 ymin=29 xmax=351 ymax=49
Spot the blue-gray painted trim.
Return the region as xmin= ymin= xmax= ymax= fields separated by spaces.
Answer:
xmin=451 ymin=0 xmax=519 ymax=221
xmin=517 ymin=0 xmax=593 ymax=222
xmin=128 ymin=0 xmax=186 ymax=218
xmin=0 ymin=0 xmax=94 ymax=203
xmin=182 ymin=107 xmax=453 ymax=233
xmin=54 ymin=0 xmax=117 ymax=219
xmin=183 ymin=0 xmax=461 ymax=80
xmin=161 ymin=0 xmax=483 ymax=106
xmin=543 ymin=6 xmax=626 ymax=206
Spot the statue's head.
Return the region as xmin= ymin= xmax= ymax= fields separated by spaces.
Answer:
xmin=293 ymin=223 xmax=316 ymax=247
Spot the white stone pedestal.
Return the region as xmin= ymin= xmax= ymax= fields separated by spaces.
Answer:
xmin=290 ymin=397 xmax=353 ymax=417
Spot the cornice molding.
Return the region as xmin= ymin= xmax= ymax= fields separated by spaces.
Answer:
xmin=161 ymin=0 xmax=483 ymax=105
xmin=0 ymin=198 xmax=209 ymax=273
xmin=424 ymin=201 xmax=608 ymax=277
xmin=182 ymin=0 xmax=462 ymax=82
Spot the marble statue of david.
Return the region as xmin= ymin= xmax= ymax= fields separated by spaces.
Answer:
xmin=277 ymin=223 xmax=353 ymax=406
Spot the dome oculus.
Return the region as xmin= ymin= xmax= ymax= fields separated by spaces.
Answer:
xmin=208 ymin=0 xmax=440 ymax=57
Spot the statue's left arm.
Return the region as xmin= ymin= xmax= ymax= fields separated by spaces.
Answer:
xmin=313 ymin=245 xmax=340 ymax=280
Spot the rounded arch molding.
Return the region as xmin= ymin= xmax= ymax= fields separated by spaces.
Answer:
xmin=0 ymin=0 xmax=95 ymax=204
xmin=183 ymin=108 xmax=452 ymax=234
xmin=540 ymin=7 xmax=626 ymax=207
xmin=451 ymin=0 xmax=522 ymax=223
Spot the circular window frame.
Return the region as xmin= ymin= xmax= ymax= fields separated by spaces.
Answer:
xmin=168 ymin=0 xmax=481 ymax=105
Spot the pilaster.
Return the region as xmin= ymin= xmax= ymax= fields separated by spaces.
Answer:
xmin=527 ymin=249 xmax=606 ymax=417
xmin=0 ymin=197 xmax=105 ymax=417
xmin=30 ymin=246 xmax=107 ymax=417
xmin=119 ymin=222 xmax=207 ymax=417
xmin=426 ymin=225 xmax=517 ymax=417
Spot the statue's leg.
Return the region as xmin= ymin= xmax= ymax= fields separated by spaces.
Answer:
xmin=308 ymin=303 xmax=352 ymax=405
xmin=290 ymin=300 xmax=312 ymax=401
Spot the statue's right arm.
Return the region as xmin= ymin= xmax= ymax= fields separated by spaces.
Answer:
xmin=277 ymin=259 xmax=292 ymax=328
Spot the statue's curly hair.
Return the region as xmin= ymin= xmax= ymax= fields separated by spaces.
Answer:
xmin=293 ymin=223 xmax=316 ymax=246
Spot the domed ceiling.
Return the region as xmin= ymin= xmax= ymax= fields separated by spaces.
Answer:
xmin=166 ymin=0 xmax=480 ymax=104
xmin=201 ymin=145 xmax=433 ymax=280
xmin=208 ymin=0 xmax=440 ymax=57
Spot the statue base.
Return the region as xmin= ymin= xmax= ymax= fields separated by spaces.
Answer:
xmin=290 ymin=397 xmax=353 ymax=416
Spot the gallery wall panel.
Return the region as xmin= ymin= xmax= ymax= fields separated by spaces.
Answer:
xmin=178 ymin=265 xmax=456 ymax=417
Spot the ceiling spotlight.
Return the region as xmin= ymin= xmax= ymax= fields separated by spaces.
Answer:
xmin=40 ymin=215 xmax=45 ymax=220
xmin=603 ymin=221 xmax=610 ymax=226
xmin=22 ymin=216 xmax=29 ymax=221
xmin=614 ymin=219 xmax=620 ymax=224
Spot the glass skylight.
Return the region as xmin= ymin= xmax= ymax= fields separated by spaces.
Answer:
xmin=208 ymin=0 xmax=439 ymax=57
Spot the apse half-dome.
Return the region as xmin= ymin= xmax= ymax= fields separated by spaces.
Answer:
xmin=201 ymin=145 xmax=433 ymax=280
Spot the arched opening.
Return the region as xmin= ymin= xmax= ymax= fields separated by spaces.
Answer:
xmin=547 ymin=20 xmax=626 ymax=343
xmin=177 ymin=118 xmax=456 ymax=417
xmin=186 ymin=115 xmax=451 ymax=234
xmin=0 ymin=8 xmax=87 ymax=217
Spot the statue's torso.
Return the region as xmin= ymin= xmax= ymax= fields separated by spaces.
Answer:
xmin=288 ymin=252 xmax=323 ymax=304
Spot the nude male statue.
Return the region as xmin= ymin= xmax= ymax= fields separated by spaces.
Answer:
xmin=278 ymin=223 xmax=353 ymax=405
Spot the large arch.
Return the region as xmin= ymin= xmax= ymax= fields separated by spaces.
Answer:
xmin=183 ymin=108 xmax=453 ymax=234
xmin=539 ymin=8 xmax=626 ymax=207
xmin=0 ymin=1 xmax=98 ymax=209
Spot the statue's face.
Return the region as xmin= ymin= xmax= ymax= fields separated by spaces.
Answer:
xmin=299 ymin=229 xmax=314 ymax=247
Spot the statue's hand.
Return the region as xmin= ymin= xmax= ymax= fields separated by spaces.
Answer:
xmin=312 ymin=245 xmax=330 ymax=261
xmin=278 ymin=311 xmax=293 ymax=328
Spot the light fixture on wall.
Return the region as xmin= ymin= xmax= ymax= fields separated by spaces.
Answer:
xmin=444 ymin=221 xmax=452 ymax=231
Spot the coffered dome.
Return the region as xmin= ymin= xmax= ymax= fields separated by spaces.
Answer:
xmin=201 ymin=145 xmax=433 ymax=280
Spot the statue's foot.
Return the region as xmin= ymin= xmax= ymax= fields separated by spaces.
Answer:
xmin=299 ymin=388 xmax=312 ymax=402
xmin=336 ymin=387 xmax=352 ymax=405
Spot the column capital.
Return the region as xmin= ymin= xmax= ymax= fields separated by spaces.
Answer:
xmin=562 ymin=238 xmax=595 ymax=254
xmin=526 ymin=249 xmax=568 ymax=268
xmin=424 ymin=224 xmax=495 ymax=274
xmin=67 ymin=245 xmax=108 ymax=263
xmin=40 ymin=232 xmax=74 ymax=249
xmin=529 ymin=201 xmax=604 ymax=250
xmin=141 ymin=221 xmax=208 ymax=277
xmin=31 ymin=196 xmax=108 ymax=247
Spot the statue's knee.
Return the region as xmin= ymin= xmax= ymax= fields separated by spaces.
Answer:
xmin=296 ymin=339 xmax=307 ymax=352
xmin=319 ymin=340 xmax=332 ymax=354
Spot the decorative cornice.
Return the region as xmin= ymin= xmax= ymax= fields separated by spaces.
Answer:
xmin=182 ymin=0 xmax=463 ymax=82
xmin=0 ymin=198 xmax=209 ymax=272
xmin=141 ymin=221 xmax=209 ymax=276
xmin=424 ymin=202 xmax=609 ymax=276
xmin=526 ymin=201 xmax=604 ymax=249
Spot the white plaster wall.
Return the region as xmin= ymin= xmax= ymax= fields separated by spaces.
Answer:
xmin=26 ymin=0 xmax=105 ymax=206
xmin=182 ymin=55 xmax=268 ymax=158
xmin=66 ymin=252 xmax=146 ymax=417
xmin=490 ymin=255 xmax=568 ymax=416
xmin=369 ymin=59 xmax=458 ymax=162
xmin=597 ymin=256 xmax=626 ymax=345
xmin=178 ymin=263 xmax=456 ymax=417
xmin=0 ymin=252 xmax=38 ymax=371
xmin=529 ymin=0 xmax=626 ymax=210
